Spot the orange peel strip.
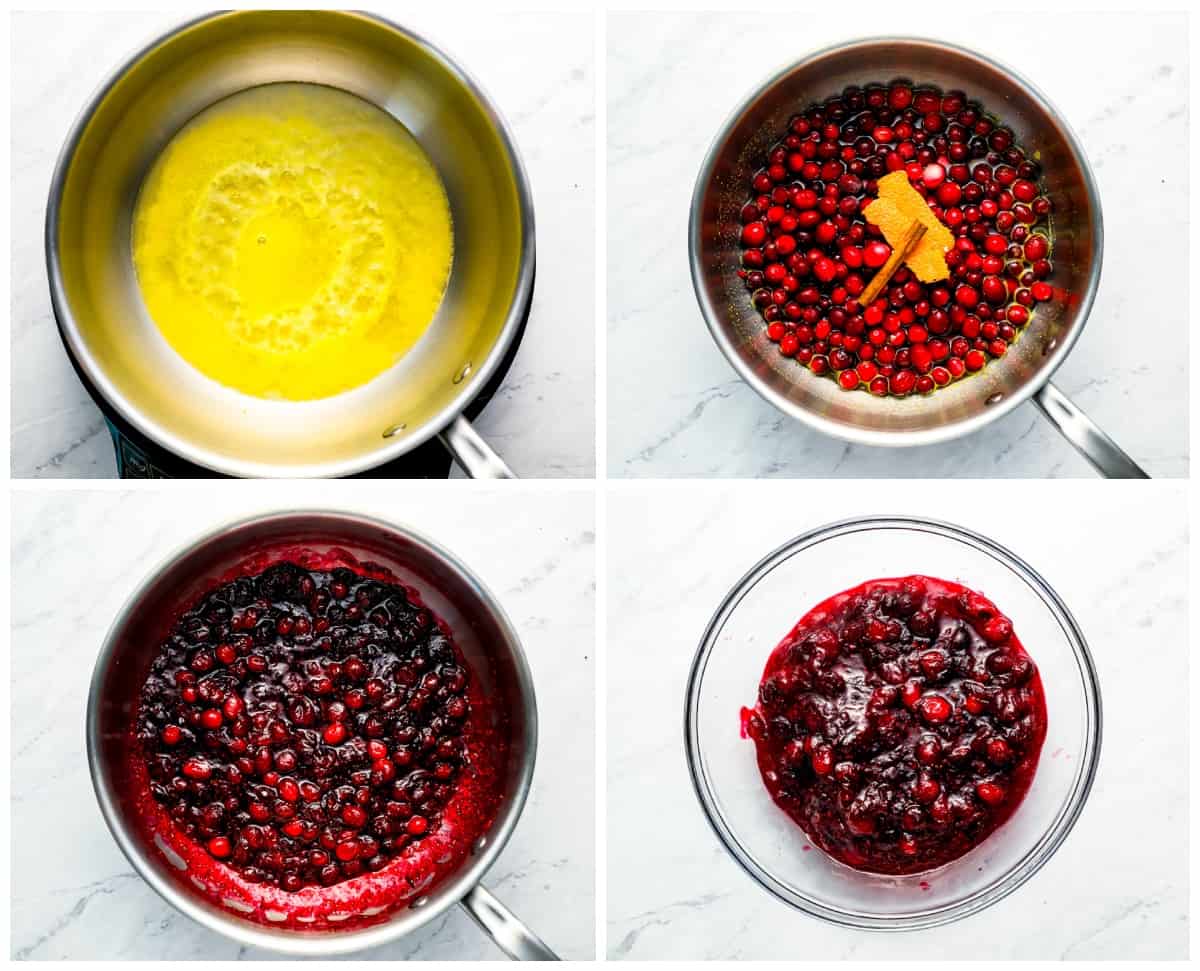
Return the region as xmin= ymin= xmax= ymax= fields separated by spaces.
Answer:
xmin=862 ymin=171 xmax=954 ymax=283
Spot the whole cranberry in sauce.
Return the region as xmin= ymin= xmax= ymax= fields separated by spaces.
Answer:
xmin=136 ymin=560 xmax=484 ymax=893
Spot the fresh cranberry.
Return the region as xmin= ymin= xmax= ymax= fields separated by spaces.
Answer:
xmin=743 ymin=575 xmax=1047 ymax=875
xmin=863 ymin=241 xmax=891 ymax=268
xmin=737 ymin=82 xmax=1054 ymax=396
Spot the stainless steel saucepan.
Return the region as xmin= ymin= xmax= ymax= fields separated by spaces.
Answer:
xmin=690 ymin=37 xmax=1148 ymax=478
xmin=87 ymin=511 xmax=557 ymax=958
xmin=48 ymin=11 xmax=532 ymax=478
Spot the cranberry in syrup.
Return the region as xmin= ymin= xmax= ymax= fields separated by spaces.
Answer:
xmin=136 ymin=560 xmax=483 ymax=893
xmin=742 ymin=575 xmax=1047 ymax=875
xmin=737 ymin=81 xmax=1055 ymax=397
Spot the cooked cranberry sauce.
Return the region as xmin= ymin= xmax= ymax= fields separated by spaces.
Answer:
xmin=137 ymin=560 xmax=477 ymax=892
xmin=737 ymin=81 xmax=1054 ymax=396
xmin=742 ymin=575 xmax=1047 ymax=875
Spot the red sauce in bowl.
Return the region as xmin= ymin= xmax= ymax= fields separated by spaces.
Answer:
xmin=742 ymin=575 xmax=1046 ymax=874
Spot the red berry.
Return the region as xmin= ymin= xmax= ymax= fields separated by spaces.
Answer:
xmin=889 ymin=370 xmax=916 ymax=396
xmin=937 ymin=182 xmax=962 ymax=206
xmin=912 ymin=774 xmax=941 ymax=804
xmin=916 ymin=694 xmax=952 ymax=723
xmin=739 ymin=222 xmax=768 ymax=246
xmin=813 ymin=257 xmax=837 ymax=283
xmin=795 ymin=189 xmax=818 ymax=211
xmin=982 ymin=615 xmax=1014 ymax=644
xmin=182 ymin=758 xmax=211 ymax=780
xmin=863 ymin=242 xmax=891 ymax=268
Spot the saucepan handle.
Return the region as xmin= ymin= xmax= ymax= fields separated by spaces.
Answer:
xmin=438 ymin=415 xmax=517 ymax=479
xmin=460 ymin=884 xmax=559 ymax=960
xmin=1033 ymin=382 xmax=1149 ymax=479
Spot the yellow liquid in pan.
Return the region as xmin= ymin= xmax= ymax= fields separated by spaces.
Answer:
xmin=132 ymin=83 xmax=453 ymax=401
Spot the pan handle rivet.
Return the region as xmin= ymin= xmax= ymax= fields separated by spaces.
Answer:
xmin=453 ymin=362 xmax=472 ymax=385
xmin=986 ymin=392 xmax=1004 ymax=406
xmin=413 ymin=896 xmax=430 ymax=909
xmin=382 ymin=423 xmax=407 ymax=439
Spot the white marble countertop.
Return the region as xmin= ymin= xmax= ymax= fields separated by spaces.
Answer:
xmin=10 ymin=485 xmax=595 ymax=959
xmin=607 ymin=481 xmax=1188 ymax=959
xmin=11 ymin=10 xmax=595 ymax=478
xmin=607 ymin=11 xmax=1189 ymax=477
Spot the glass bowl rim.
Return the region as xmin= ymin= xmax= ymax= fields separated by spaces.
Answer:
xmin=683 ymin=514 xmax=1104 ymax=931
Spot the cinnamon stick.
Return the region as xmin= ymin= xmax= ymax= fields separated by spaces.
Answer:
xmin=858 ymin=221 xmax=927 ymax=307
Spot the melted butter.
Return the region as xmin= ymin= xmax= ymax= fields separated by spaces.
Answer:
xmin=132 ymin=83 xmax=453 ymax=400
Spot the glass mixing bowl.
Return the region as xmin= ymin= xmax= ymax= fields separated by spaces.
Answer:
xmin=684 ymin=516 xmax=1102 ymax=930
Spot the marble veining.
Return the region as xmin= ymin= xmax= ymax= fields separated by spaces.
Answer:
xmin=607 ymin=12 xmax=1189 ymax=477
xmin=10 ymin=488 xmax=595 ymax=959
xmin=606 ymin=482 xmax=1188 ymax=959
xmin=11 ymin=11 xmax=595 ymax=479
